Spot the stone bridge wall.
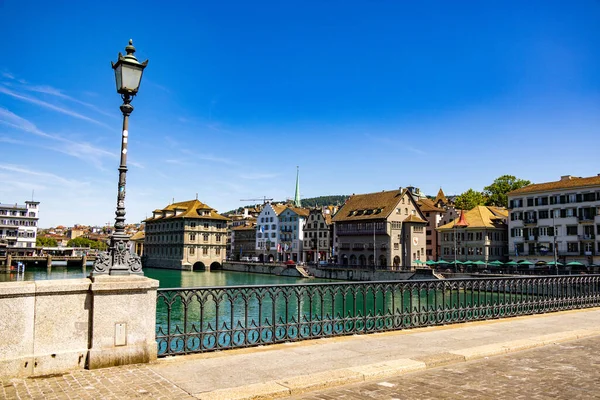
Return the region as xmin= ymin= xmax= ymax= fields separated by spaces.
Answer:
xmin=0 ymin=276 xmax=158 ymax=379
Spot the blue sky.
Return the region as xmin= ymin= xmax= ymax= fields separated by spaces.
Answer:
xmin=1 ymin=1 xmax=599 ymax=228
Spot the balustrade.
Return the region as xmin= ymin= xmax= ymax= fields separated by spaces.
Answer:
xmin=156 ymin=275 xmax=600 ymax=356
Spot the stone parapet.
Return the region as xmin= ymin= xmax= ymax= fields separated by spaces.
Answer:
xmin=0 ymin=276 xmax=158 ymax=379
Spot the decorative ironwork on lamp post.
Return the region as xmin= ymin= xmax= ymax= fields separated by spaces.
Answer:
xmin=92 ymin=39 xmax=148 ymax=276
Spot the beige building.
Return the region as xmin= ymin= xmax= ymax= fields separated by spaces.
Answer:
xmin=507 ymin=174 xmax=600 ymax=266
xmin=143 ymin=199 xmax=229 ymax=270
xmin=332 ymin=188 xmax=427 ymax=269
xmin=417 ymin=197 xmax=446 ymax=261
xmin=437 ymin=206 xmax=509 ymax=265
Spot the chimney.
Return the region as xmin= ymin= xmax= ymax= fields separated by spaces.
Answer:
xmin=560 ymin=175 xmax=572 ymax=181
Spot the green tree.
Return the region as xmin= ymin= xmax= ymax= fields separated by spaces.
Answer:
xmin=67 ymin=236 xmax=108 ymax=251
xmin=484 ymin=175 xmax=531 ymax=208
xmin=36 ymin=236 xmax=58 ymax=247
xmin=455 ymin=189 xmax=486 ymax=210
xmin=67 ymin=237 xmax=92 ymax=248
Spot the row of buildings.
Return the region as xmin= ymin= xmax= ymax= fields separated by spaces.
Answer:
xmin=138 ymin=185 xmax=508 ymax=270
xmin=6 ymin=173 xmax=600 ymax=270
xmin=140 ymin=174 xmax=600 ymax=271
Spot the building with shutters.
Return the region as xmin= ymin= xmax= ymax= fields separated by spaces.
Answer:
xmin=0 ymin=201 xmax=39 ymax=257
xmin=332 ymin=187 xmax=427 ymax=269
xmin=437 ymin=206 xmax=509 ymax=265
xmin=143 ymin=199 xmax=229 ymax=270
xmin=507 ymin=174 xmax=600 ymax=266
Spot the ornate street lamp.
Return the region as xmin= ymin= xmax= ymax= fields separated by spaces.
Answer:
xmin=92 ymin=40 xmax=148 ymax=276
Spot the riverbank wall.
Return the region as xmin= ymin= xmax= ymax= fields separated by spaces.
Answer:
xmin=221 ymin=262 xmax=436 ymax=281
xmin=222 ymin=262 xmax=306 ymax=278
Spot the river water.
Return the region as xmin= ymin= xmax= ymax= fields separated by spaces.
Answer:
xmin=0 ymin=266 xmax=333 ymax=287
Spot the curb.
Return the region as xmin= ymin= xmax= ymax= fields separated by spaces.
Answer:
xmin=191 ymin=328 xmax=600 ymax=400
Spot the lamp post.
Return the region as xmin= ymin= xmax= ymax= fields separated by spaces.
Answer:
xmin=92 ymin=40 xmax=148 ymax=276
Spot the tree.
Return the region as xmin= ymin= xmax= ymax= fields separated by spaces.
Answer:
xmin=36 ymin=236 xmax=58 ymax=247
xmin=67 ymin=237 xmax=92 ymax=248
xmin=484 ymin=175 xmax=531 ymax=208
xmin=455 ymin=189 xmax=486 ymax=210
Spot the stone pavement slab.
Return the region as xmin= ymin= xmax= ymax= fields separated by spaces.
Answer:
xmin=149 ymin=308 xmax=600 ymax=397
xmin=289 ymin=335 xmax=600 ymax=400
xmin=1 ymin=308 xmax=600 ymax=399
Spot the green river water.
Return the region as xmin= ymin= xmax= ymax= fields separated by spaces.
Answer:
xmin=0 ymin=266 xmax=332 ymax=287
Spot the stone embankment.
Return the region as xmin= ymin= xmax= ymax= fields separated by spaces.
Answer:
xmin=222 ymin=263 xmax=439 ymax=281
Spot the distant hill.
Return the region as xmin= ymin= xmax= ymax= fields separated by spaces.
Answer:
xmin=300 ymin=195 xmax=349 ymax=208
xmin=229 ymin=195 xmax=349 ymax=214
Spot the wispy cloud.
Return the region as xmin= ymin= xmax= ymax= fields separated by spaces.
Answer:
xmin=180 ymin=149 xmax=237 ymax=165
xmin=1 ymin=72 xmax=15 ymax=80
xmin=165 ymin=159 xmax=195 ymax=166
xmin=0 ymin=107 xmax=116 ymax=168
xmin=0 ymin=86 xmax=111 ymax=128
xmin=240 ymin=172 xmax=280 ymax=180
xmin=364 ymin=133 xmax=427 ymax=156
xmin=22 ymin=84 xmax=116 ymax=119
xmin=0 ymin=164 xmax=87 ymax=188
xmin=0 ymin=136 xmax=25 ymax=145
xmin=407 ymin=146 xmax=426 ymax=155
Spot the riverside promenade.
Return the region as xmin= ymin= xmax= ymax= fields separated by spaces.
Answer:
xmin=2 ymin=308 xmax=600 ymax=399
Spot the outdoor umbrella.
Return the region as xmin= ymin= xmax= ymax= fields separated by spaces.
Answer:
xmin=489 ymin=260 xmax=504 ymax=265
xmin=547 ymin=261 xmax=563 ymax=266
xmin=473 ymin=260 xmax=487 ymax=268
xmin=436 ymin=259 xmax=450 ymax=265
xmin=566 ymin=261 xmax=584 ymax=266
xmin=505 ymin=261 xmax=518 ymax=266
xmin=453 ymin=260 xmax=463 ymax=264
xmin=425 ymin=260 xmax=436 ymax=266
xmin=414 ymin=260 xmax=424 ymax=265
xmin=518 ymin=260 xmax=534 ymax=265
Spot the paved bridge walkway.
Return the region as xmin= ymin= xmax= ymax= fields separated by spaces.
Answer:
xmin=2 ymin=308 xmax=600 ymax=399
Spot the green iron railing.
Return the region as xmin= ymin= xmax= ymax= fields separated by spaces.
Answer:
xmin=156 ymin=275 xmax=600 ymax=356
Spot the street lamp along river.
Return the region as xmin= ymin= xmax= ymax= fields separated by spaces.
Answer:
xmin=92 ymin=40 xmax=148 ymax=276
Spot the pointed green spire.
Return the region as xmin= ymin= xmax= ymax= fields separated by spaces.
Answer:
xmin=294 ymin=166 xmax=301 ymax=207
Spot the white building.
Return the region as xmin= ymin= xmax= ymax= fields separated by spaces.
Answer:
xmin=279 ymin=206 xmax=309 ymax=262
xmin=507 ymin=174 xmax=600 ymax=267
xmin=0 ymin=201 xmax=40 ymax=256
xmin=255 ymin=203 xmax=286 ymax=262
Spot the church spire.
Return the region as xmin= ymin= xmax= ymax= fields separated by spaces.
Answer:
xmin=294 ymin=166 xmax=301 ymax=207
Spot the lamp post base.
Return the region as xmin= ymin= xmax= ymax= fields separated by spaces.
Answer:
xmin=91 ymin=234 xmax=143 ymax=276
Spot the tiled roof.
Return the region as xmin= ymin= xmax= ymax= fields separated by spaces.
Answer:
xmin=508 ymin=175 xmax=600 ymax=196
xmin=271 ymin=204 xmax=287 ymax=215
xmin=129 ymin=231 xmax=145 ymax=241
xmin=403 ymin=214 xmax=427 ymax=224
xmin=434 ymin=188 xmax=448 ymax=204
xmin=285 ymin=207 xmax=310 ymax=217
xmin=332 ymin=189 xmax=404 ymax=222
xmin=232 ymin=224 xmax=256 ymax=231
xmin=145 ymin=199 xmax=230 ymax=222
xmin=437 ymin=206 xmax=508 ymax=231
xmin=417 ymin=198 xmax=445 ymax=213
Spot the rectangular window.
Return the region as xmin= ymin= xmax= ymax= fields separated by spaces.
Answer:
xmin=204 ymin=223 xmax=209 ymax=229
xmin=566 ymin=226 xmax=578 ymax=235
xmin=190 ymin=247 xmax=195 ymax=255
xmin=203 ymin=233 xmax=209 ymax=241
xmin=203 ymin=247 xmax=209 ymax=255
xmin=567 ymin=242 xmax=578 ymax=252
